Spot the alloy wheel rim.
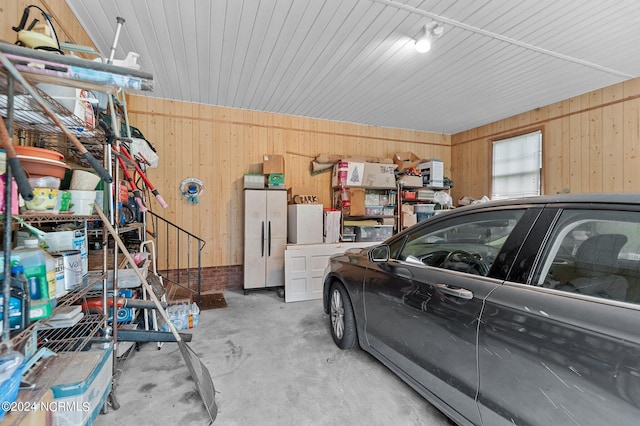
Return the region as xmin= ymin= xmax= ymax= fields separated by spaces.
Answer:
xmin=330 ymin=289 xmax=344 ymax=339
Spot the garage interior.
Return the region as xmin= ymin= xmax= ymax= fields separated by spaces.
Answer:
xmin=1 ymin=0 xmax=640 ymax=425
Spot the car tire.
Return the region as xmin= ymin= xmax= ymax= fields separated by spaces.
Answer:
xmin=329 ymin=282 xmax=357 ymax=349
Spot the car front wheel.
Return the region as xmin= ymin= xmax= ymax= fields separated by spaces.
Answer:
xmin=329 ymin=283 xmax=357 ymax=349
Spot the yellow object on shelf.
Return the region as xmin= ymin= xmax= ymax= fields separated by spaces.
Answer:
xmin=24 ymin=188 xmax=59 ymax=211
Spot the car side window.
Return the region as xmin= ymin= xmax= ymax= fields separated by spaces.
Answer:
xmin=397 ymin=209 xmax=525 ymax=276
xmin=533 ymin=209 xmax=640 ymax=304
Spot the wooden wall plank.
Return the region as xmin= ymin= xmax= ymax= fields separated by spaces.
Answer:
xmin=623 ymin=80 xmax=640 ymax=191
xmin=589 ymin=90 xmax=603 ymax=192
xmin=560 ymin=100 xmax=572 ymax=193
xmin=127 ymin=97 xmax=450 ymax=268
xmin=452 ymin=77 xmax=640 ymax=201
xmin=602 ymin=85 xmax=624 ymax=192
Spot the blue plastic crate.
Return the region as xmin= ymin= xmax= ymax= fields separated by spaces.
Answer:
xmin=0 ymin=352 xmax=25 ymax=420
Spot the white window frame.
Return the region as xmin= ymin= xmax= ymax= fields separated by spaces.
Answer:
xmin=491 ymin=130 xmax=542 ymax=200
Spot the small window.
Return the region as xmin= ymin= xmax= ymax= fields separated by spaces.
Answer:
xmin=492 ymin=130 xmax=542 ymax=200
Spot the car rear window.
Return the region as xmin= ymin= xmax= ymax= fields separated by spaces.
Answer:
xmin=534 ymin=209 xmax=640 ymax=304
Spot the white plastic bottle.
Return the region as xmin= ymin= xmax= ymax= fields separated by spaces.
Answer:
xmin=42 ymin=248 xmax=57 ymax=308
xmin=191 ymin=302 xmax=200 ymax=328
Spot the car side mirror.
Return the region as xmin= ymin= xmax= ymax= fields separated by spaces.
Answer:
xmin=370 ymin=245 xmax=390 ymax=263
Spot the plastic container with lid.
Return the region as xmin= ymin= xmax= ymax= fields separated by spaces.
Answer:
xmin=12 ymin=238 xmax=55 ymax=320
xmin=28 ymin=176 xmax=61 ymax=189
xmin=12 ymin=239 xmax=51 ymax=304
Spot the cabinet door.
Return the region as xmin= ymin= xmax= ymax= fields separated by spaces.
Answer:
xmin=244 ymin=190 xmax=267 ymax=289
xmin=265 ymin=191 xmax=287 ymax=287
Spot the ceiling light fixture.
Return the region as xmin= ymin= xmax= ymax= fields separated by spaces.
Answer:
xmin=414 ymin=22 xmax=444 ymax=53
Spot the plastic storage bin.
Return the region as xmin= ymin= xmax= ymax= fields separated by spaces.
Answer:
xmin=413 ymin=204 xmax=436 ymax=213
xmin=355 ymin=225 xmax=394 ymax=242
xmin=365 ymin=206 xmax=383 ymax=216
xmin=417 ymin=212 xmax=435 ymax=222
xmin=414 ymin=204 xmax=436 ymax=222
xmin=50 ymin=344 xmax=113 ymax=426
xmin=0 ymin=351 xmax=25 ymax=420
xmin=382 ymin=206 xmax=395 ymax=217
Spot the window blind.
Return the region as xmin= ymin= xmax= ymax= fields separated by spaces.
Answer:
xmin=492 ymin=130 xmax=542 ymax=200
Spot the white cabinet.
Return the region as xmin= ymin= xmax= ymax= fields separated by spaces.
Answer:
xmin=243 ymin=190 xmax=287 ymax=290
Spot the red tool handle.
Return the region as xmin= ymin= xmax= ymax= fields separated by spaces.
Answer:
xmin=120 ymin=145 xmax=168 ymax=208
xmin=116 ymin=155 xmax=147 ymax=212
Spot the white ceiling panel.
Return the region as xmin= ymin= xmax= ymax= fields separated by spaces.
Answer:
xmin=65 ymin=0 xmax=640 ymax=134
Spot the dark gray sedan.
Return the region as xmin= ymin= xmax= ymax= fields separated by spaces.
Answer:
xmin=323 ymin=194 xmax=640 ymax=426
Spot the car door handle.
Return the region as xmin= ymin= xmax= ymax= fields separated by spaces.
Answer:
xmin=435 ymin=283 xmax=473 ymax=299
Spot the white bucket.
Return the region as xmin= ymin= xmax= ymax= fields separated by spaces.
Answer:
xmin=68 ymin=190 xmax=96 ymax=215
xmin=70 ymin=170 xmax=100 ymax=190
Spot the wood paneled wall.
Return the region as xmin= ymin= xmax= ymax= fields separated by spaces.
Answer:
xmin=126 ymin=96 xmax=450 ymax=267
xmin=14 ymin=2 xmax=640 ymax=272
xmin=451 ymin=78 xmax=640 ymax=203
xmin=1 ymin=1 xmax=450 ymax=269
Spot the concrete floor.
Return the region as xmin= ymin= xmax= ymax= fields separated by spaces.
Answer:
xmin=94 ymin=289 xmax=454 ymax=426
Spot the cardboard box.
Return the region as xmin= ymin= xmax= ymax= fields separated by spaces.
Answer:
xmin=323 ymin=210 xmax=341 ymax=243
xmin=393 ymin=152 xmax=421 ymax=172
xmin=348 ymin=188 xmax=366 ymax=216
xmin=287 ymin=187 xmax=319 ymax=204
xmin=419 ymin=160 xmax=444 ymax=188
xmin=42 ymin=227 xmax=88 ymax=277
xmin=400 ymin=175 xmax=424 ymax=188
xmin=332 ymin=161 xmax=365 ymax=187
xmin=403 ymin=212 xmax=418 ymax=227
xmin=263 ymin=154 xmax=285 ymax=174
xmin=401 ymin=204 xmax=417 ymax=228
xmin=381 ymin=217 xmax=395 ymax=226
xmin=362 ymin=163 xmax=397 ymax=188
xmin=244 ymin=174 xmax=264 ymax=189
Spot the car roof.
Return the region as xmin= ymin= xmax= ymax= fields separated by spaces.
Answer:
xmin=452 ymin=193 xmax=640 ymax=212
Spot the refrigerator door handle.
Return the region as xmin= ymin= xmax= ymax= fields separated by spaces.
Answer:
xmin=268 ymin=221 xmax=272 ymax=256
xmin=261 ymin=221 xmax=265 ymax=257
